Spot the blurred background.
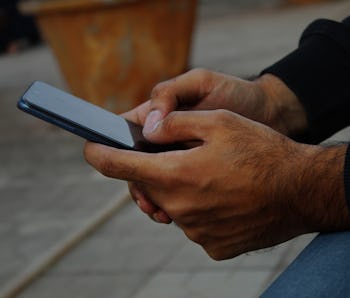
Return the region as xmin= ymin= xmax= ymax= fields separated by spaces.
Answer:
xmin=1 ymin=0 xmax=350 ymax=297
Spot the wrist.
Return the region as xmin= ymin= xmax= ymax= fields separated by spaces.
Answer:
xmin=291 ymin=144 xmax=350 ymax=232
xmin=254 ymin=74 xmax=308 ymax=137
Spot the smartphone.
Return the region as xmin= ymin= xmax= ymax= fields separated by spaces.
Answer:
xmin=17 ymin=81 xmax=174 ymax=153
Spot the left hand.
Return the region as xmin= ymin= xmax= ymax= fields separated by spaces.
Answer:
xmin=84 ymin=110 xmax=348 ymax=260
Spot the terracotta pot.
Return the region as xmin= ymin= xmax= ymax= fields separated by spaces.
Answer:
xmin=20 ymin=0 xmax=197 ymax=113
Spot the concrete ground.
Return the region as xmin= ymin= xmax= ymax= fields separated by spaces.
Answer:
xmin=1 ymin=0 xmax=350 ymax=297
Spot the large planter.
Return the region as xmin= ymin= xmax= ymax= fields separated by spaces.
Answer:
xmin=20 ymin=0 xmax=197 ymax=113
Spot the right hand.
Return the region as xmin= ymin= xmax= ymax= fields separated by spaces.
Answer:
xmin=85 ymin=109 xmax=349 ymax=260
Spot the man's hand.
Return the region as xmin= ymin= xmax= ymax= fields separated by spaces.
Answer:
xmin=84 ymin=110 xmax=350 ymax=260
xmin=122 ymin=68 xmax=309 ymax=223
xmin=143 ymin=68 xmax=307 ymax=136
xmin=123 ymin=68 xmax=307 ymax=136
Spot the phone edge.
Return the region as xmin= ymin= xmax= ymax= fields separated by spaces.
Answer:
xmin=17 ymin=98 xmax=134 ymax=150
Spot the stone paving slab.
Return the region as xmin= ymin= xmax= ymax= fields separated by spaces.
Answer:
xmin=17 ymin=200 xmax=316 ymax=298
xmin=42 ymin=204 xmax=185 ymax=275
xmin=132 ymin=271 xmax=270 ymax=298
xmin=19 ymin=274 xmax=147 ymax=298
xmin=192 ymin=0 xmax=350 ymax=77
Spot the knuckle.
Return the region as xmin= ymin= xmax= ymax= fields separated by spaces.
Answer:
xmin=189 ymin=67 xmax=210 ymax=79
xmin=166 ymin=201 xmax=190 ymax=220
xmin=151 ymin=81 xmax=172 ymax=99
xmin=152 ymin=155 xmax=180 ymax=185
xmin=212 ymin=109 xmax=235 ymax=129
xmin=206 ymin=250 xmax=226 ymax=261
xmin=188 ymin=68 xmax=214 ymax=94
xmin=160 ymin=111 xmax=178 ymax=133
xmin=205 ymin=246 xmax=242 ymax=261
xmin=205 ymin=246 xmax=232 ymax=261
xmin=184 ymin=228 xmax=204 ymax=245
xmin=166 ymin=200 xmax=203 ymax=226
xmin=162 ymin=162 xmax=195 ymax=189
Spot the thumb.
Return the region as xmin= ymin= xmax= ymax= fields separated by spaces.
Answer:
xmin=142 ymin=80 xmax=181 ymax=136
xmin=142 ymin=86 xmax=178 ymax=136
xmin=144 ymin=110 xmax=214 ymax=144
xmin=143 ymin=70 xmax=210 ymax=135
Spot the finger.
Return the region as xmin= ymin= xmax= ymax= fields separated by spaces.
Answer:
xmin=153 ymin=210 xmax=173 ymax=224
xmin=128 ymin=183 xmax=173 ymax=224
xmin=120 ymin=101 xmax=151 ymax=125
xmin=128 ymin=182 xmax=158 ymax=214
xmin=144 ymin=69 xmax=211 ymax=134
xmin=143 ymin=110 xmax=219 ymax=144
xmin=84 ymin=142 xmax=170 ymax=184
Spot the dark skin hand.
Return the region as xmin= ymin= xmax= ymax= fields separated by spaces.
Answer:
xmin=84 ymin=109 xmax=350 ymax=260
xmin=122 ymin=69 xmax=308 ymax=223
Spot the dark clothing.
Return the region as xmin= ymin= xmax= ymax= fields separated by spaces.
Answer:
xmin=262 ymin=17 xmax=350 ymax=212
xmin=0 ymin=0 xmax=40 ymax=53
xmin=263 ymin=17 xmax=350 ymax=144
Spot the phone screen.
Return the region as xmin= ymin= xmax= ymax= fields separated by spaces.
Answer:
xmin=18 ymin=81 xmax=172 ymax=152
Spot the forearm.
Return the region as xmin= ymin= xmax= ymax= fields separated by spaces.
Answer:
xmin=291 ymin=144 xmax=350 ymax=232
xmin=254 ymin=73 xmax=308 ymax=138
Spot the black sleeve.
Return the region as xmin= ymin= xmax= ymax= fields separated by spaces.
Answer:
xmin=344 ymin=146 xmax=350 ymax=213
xmin=262 ymin=17 xmax=350 ymax=144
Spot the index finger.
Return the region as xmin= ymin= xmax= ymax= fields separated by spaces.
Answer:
xmin=149 ymin=68 xmax=211 ymax=116
xmin=120 ymin=101 xmax=151 ymax=125
xmin=84 ymin=142 xmax=172 ymax=184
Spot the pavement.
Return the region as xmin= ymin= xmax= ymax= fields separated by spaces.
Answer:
xmin=1 ymin=0 xmax=350 ymax=297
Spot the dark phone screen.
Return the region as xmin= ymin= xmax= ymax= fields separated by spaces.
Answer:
xmin=20 ymin=81 xmax=163 ymax=152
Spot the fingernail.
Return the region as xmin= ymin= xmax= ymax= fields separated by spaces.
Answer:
xmin=132 ymin=184 xmax=145 ymax=200
xmin=153 ymin=213 xmax=162 ymax=223
xmin=136 ymin=200 xmax=142 ymax=208
xmin=143 ymin=110 xmax=162 ymax=135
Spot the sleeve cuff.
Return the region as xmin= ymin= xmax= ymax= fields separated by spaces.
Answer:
xmin=344 ymin=145 xmax=350 ymax=214
xmin=262 ymin=19 xmax=350 ymax=144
